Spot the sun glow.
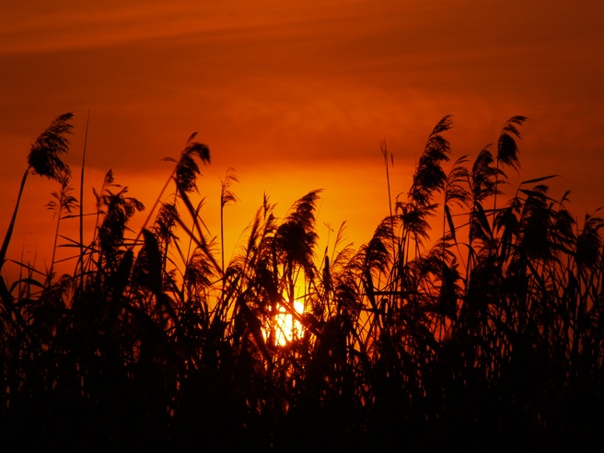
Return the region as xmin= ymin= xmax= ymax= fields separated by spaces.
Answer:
xmin=264 ymin=299 xmax=305 ymax=346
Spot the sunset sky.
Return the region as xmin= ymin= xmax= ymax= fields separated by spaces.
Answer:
xmin=1 ymin=0 xmax=604 ymax=272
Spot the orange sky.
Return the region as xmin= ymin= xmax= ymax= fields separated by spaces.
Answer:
xmin=1 ymin=0 xmax=604 ymax=274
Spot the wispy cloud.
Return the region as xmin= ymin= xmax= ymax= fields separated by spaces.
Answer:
xmin=0 ymin=0 xmax=384 ymax=54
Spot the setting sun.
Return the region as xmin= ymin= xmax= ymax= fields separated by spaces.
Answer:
xmin=264 ymin=298 xmax=305 ymax=346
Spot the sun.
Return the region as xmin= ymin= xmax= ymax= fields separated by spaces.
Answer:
xmin=263 ymin=298 xmax=305 ymax=346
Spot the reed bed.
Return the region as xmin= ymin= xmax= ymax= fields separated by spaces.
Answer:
xmin=1 ymin=113 xmax=603 ymax=451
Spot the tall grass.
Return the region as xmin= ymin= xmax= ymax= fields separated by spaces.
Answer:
xmin=1 ymin=113 xmax=603 ymax=450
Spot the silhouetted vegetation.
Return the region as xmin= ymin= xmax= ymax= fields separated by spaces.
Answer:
xmin=2 ymin=113 xmax=603 ymax=451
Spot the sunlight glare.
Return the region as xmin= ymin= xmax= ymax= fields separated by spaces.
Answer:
xmin=265 ymin=299 xmax=305 ymax=346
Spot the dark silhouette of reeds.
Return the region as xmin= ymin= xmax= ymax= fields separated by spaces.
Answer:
xmin=1 ymin=113 xmax=604 ymax=451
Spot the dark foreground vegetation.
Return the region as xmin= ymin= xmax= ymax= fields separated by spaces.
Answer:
xmin=1 ymin=113 xmax=603 ymax=451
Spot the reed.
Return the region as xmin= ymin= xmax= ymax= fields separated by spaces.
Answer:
xmin=1 ymin=113 xmax=603 ymax=450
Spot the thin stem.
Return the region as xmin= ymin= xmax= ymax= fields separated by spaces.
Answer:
xmin=0 ymin=168 xmax=30 ymax=273
xmin=79 ymin=110 xmax=90 ymax=289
